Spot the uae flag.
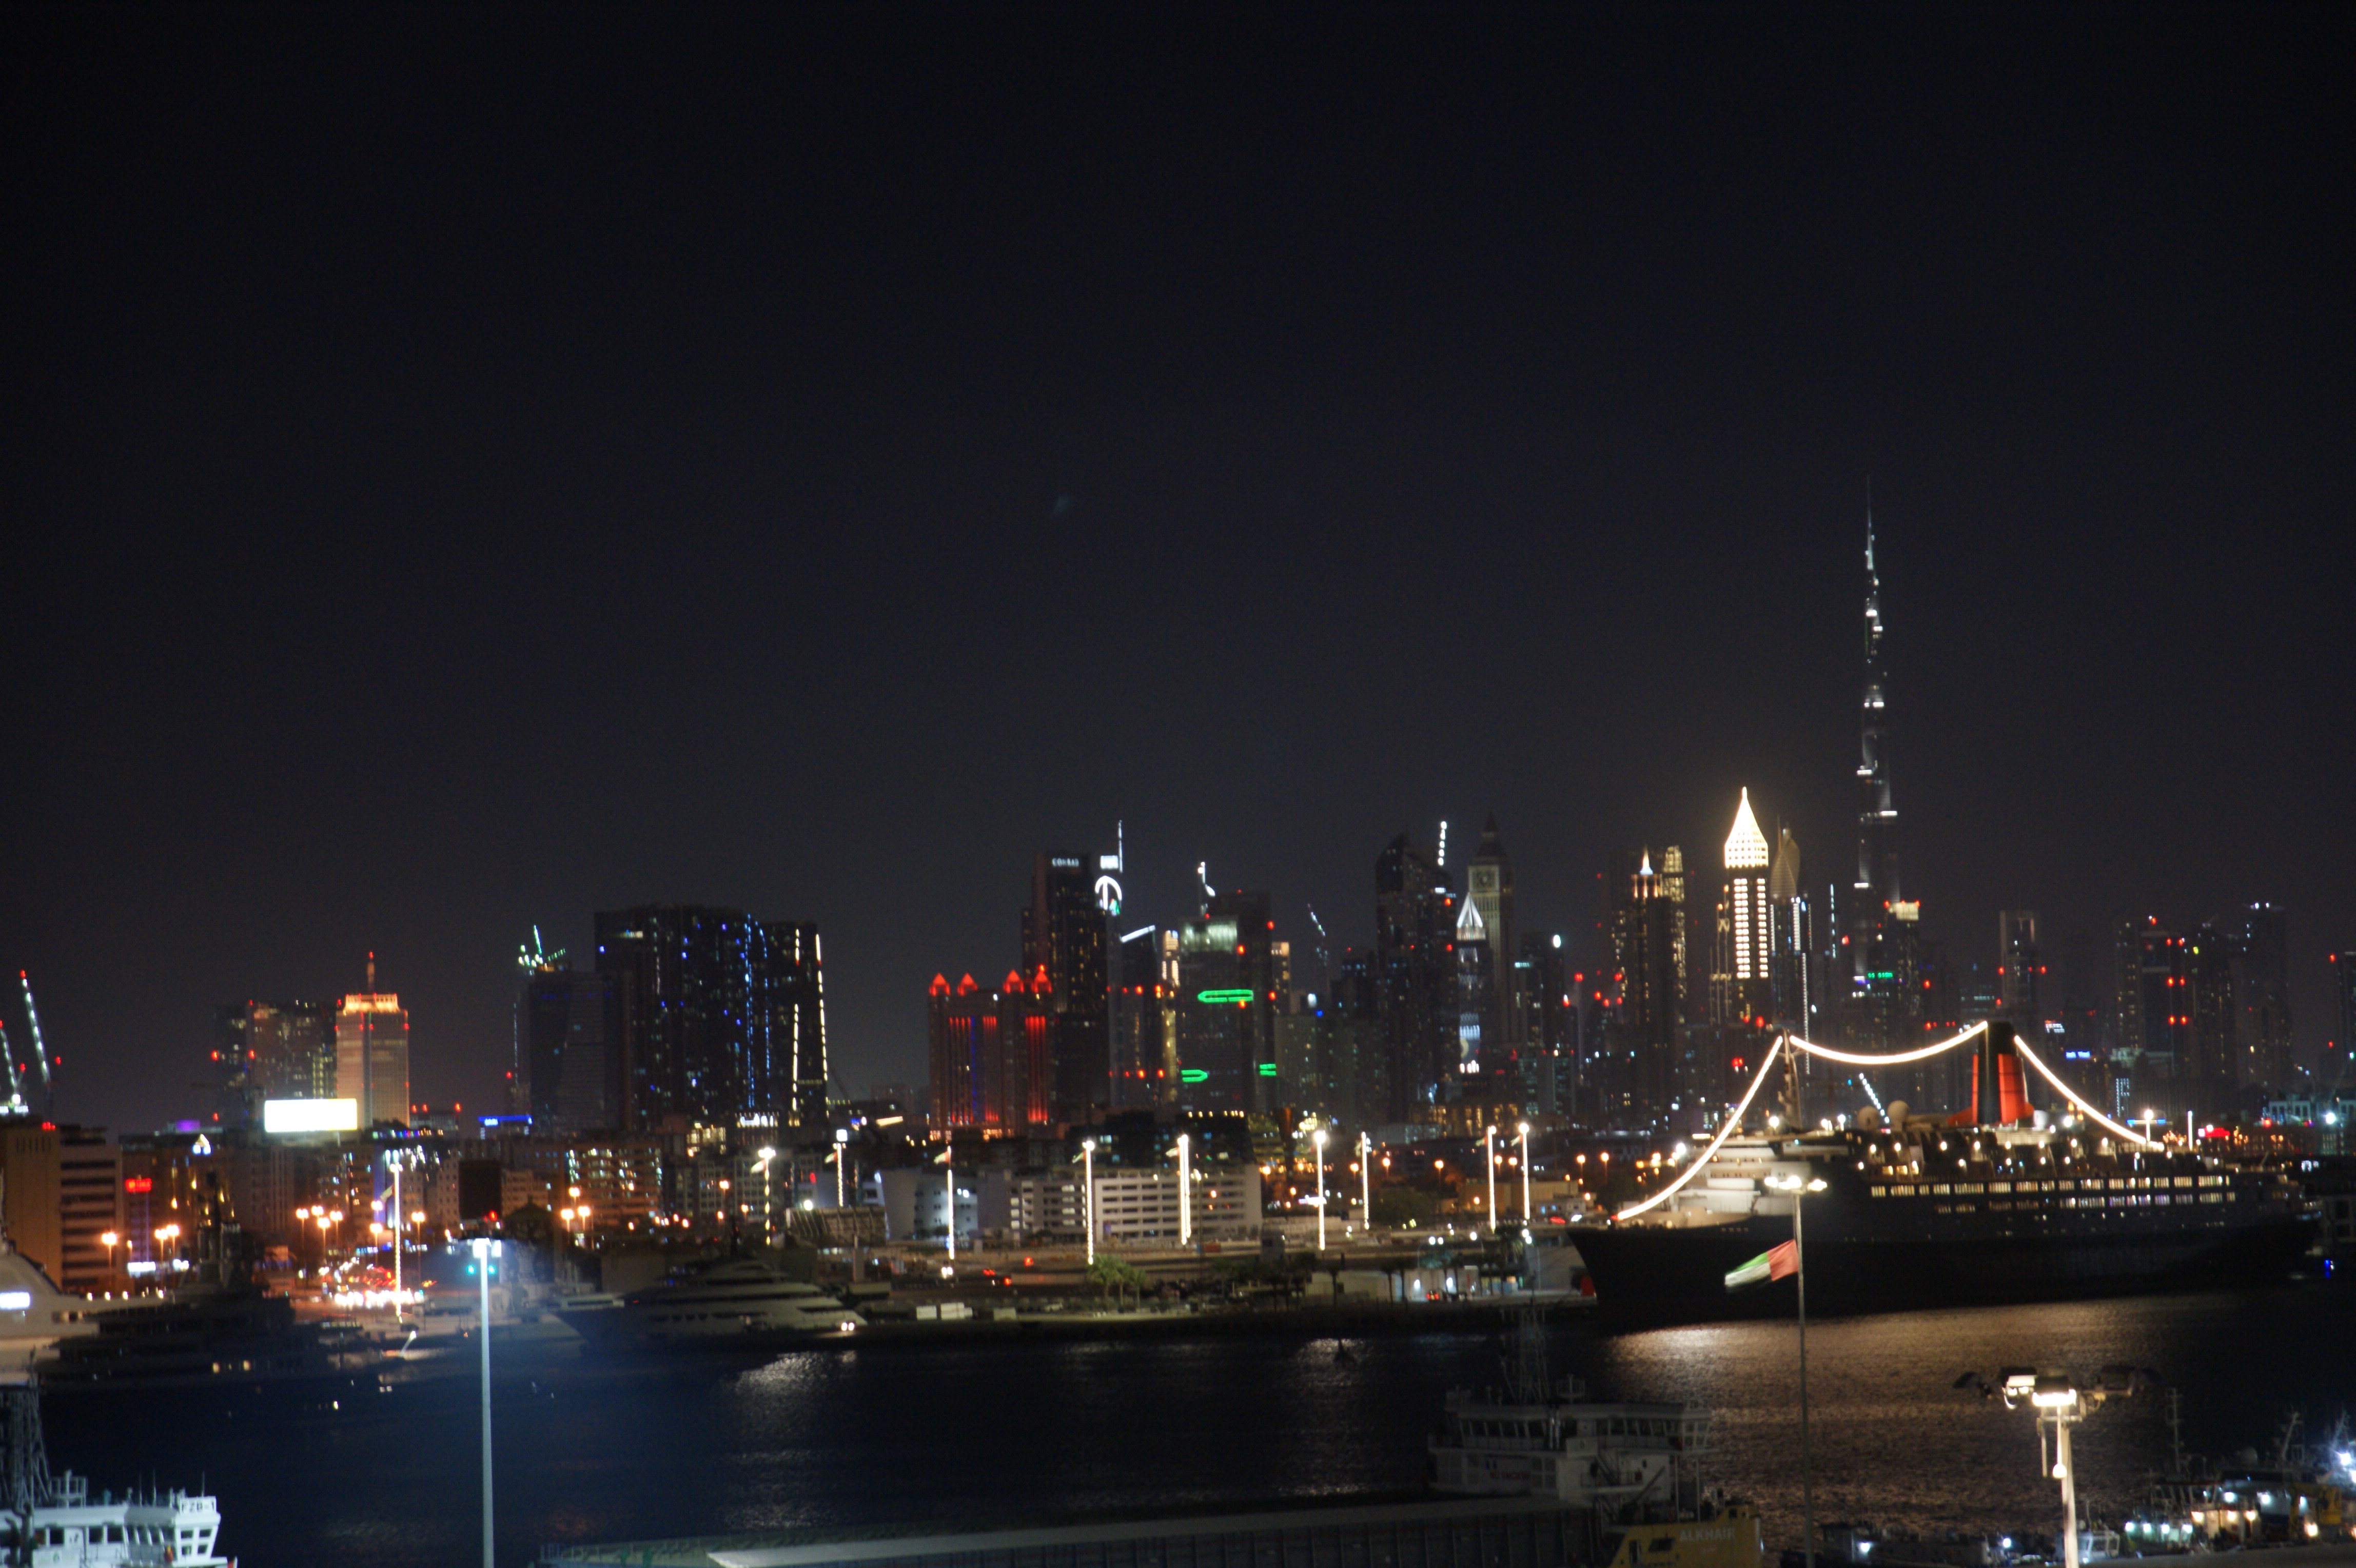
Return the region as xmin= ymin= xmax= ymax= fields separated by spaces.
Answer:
xmin=1723 ymin=1240 xmax=1800 ymax=1291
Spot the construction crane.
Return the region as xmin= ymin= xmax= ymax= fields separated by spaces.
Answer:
xmin=1304 ymin=904 xmax=1334 ymax=993
xmin=0 ymin=1019 xmax=23 ymax=1112
xmin=18 ymin=975 xmax=55 ymax=1114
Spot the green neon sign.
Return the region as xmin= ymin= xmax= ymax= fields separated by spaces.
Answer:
xmin=1196 ymin=988 xmax=1254 ymax=1005
xmin=1256 ymin=1063 xmax=1279 ymax=1077
xmin=1180 ymin=1068 xmax=1210 ymax=1084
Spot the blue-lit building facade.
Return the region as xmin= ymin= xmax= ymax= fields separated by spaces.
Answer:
xmin=594 ymin=905 xmax=829 ymax=1135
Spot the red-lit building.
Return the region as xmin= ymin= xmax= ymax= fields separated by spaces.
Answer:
xmin=926 ymin=971 xmax=1052 ymax=1132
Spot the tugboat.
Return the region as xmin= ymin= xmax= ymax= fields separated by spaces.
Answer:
xmin=0 ymin=1373 xmax=233 ymax=1565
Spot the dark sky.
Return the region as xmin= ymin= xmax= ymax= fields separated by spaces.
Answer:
xmin=6 ymin=4 xmax=2349 ymax=1133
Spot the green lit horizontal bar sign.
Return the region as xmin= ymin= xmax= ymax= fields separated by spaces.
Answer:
xmin=1255 ymin=1063 xmax=1279 ymax=1076
xmin=1195 ymin=988 xmax=1254 ymax=1005
xmin=1180 ymin=1068 xmax=1210 ymax=1084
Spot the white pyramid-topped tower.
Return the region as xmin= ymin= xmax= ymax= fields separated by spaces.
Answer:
xmin=1724 ymin=788 xmax=1769 ymax=871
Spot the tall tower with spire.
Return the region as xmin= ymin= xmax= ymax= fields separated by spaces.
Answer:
xmin=1856 ymin=494 xmax=1899 ymax=905
xmin=1845 ymin=492 xmax=1924 ymax=1058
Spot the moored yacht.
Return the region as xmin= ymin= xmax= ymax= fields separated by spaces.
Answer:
xmin=556 ymin=1256 xmax=865 ymax=1348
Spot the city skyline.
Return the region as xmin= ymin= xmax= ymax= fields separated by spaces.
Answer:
xmin=6 ymin=6 xmax=2347 ymax=1134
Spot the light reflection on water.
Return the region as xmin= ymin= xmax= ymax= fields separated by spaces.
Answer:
xmin=42 ymin=1285 xmax=2352 ymax=1567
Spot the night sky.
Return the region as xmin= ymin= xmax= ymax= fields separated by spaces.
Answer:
xmin=8 ymin=5 xmax=2349 ymax=1134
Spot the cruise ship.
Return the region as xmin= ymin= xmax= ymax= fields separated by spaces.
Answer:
xmin=1570 ymin=1025 xmax=2315 ymax=1320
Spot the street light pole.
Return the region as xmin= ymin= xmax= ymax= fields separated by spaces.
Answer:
xmin=391 ymin=1158 xmax=404 ymax=1322
xmin=944 ymin=1146 xmax=955 ymax=1263
xmin=1484 ymin=1125 xmax=1498 ymax=1234
xmin=1313 ymin=1129 xmax=1328 ymax=1251
xmin=1360 ymin=1131 xmax=1371 ymax=1236
xmin=1177 ymin=1133 xmax=1191 ymax=1248
xmin=1517 ymin=1122 xmax=1530 ymax=1225
xmin=472 ymin=1236 xmax=501 ymax=1568
xmin=1082 ymin=1138 xmax=1097 ymax=1265
xmin=1766 ymin=1171 xmax=1828 ymax=1568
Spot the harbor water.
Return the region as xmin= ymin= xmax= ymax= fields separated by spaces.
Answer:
xmin=47 ymin=1283 xmax=2355 ymax=1567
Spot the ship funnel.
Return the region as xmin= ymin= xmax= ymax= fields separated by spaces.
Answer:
xmin=1948 ymin=1022 xmax=2033 ymax=1128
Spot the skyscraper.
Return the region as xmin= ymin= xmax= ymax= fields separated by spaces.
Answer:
xmin=1373 ymin=832 xmax=1456 ymax=1122
xmin=335 ymin=954 xmax=409 ymax=1128
xmin=1022 ymin=851 xmax=1111 ymax=1124
xmin=1110 ymin=924 xmax=1174 ymax=1109
xmin=1845 ymin=501 xmax=1919 ymax=1055
xmin=1516 ymin=933 xmax=1571 ymax=1114
xmin=1997 ymin=911 xmax=2042 ymax=1026
xmin=2184 ymin=924 xmax=2238 ymax=1100
xmin=2327 ymin=951 xmax=2355 ymax=1095
xmin=214 ymin=998 xmax=336 ymax=1123
xmin=1608 ymin=848 xmax=1684 ymax=1120
xmin=1453 ymin=895 xmax=1494 ymax=1076
xmin=521 ymin=963 xmax=616 ymax=1134
xmin=1466 ymin=816 xmax=1519 ymax=1043
xmin=1173 ymin=890 xmax=1278 ymax=1113
xmin=1765 ymin=829 xmax=1812 ymax=1030
xmin=595 ymin=906 xmax=828 ymax=1134
xmin=1712 ymin=790 xmax=1774 ymax=1027
xmin=2230 ymin=903 xmax=2291 ymax=1093
xmin=927 ymin=972 xmax=1051 ymax=1131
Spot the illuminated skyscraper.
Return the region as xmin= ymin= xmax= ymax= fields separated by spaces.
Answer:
xmin=335 ymin=953 xmax=409 ymax=1128
xmin=1466 ymin=816 xmax=1519 ymax=1043
xmin=1454 ymin=895 xmax=1493 ymax=1076
xmin=595 ymin=906 xmax=828 ymax=1134
xmin=1022 ymin=851 xmax=1111 ymax=1123
xmin=1110 ymin=924 xmax=1174 ymax=1109
xmin=1711 ymin=790 xmax=1774 ymax=1027
xmin=1845 ymin=500 xmax=1923 ymax=1056
xmin=213 ymin=998 xmax=335 ymax=1123
xmin=1174 ymin=890 xmax=1277 ymax=1113
xmin=1374 ymin=832 xmax=1456 ymax=1121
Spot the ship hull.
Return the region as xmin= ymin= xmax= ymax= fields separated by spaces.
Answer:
xmin=1569 ymin=1210 xmax=2316 ymax=1322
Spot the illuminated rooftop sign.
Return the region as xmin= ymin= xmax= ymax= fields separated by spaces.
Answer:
xmin=1195 ymin=989 xmax=1253 ymax=1005
xmin=263 ymin=1098 xmax=360 ymax=1134
xmin=1180 ymin=1069 xmax=1210 ymax=1084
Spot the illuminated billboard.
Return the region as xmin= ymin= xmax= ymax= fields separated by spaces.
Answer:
xmin=263 ymin=1098 xmax=360 ymax=1134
